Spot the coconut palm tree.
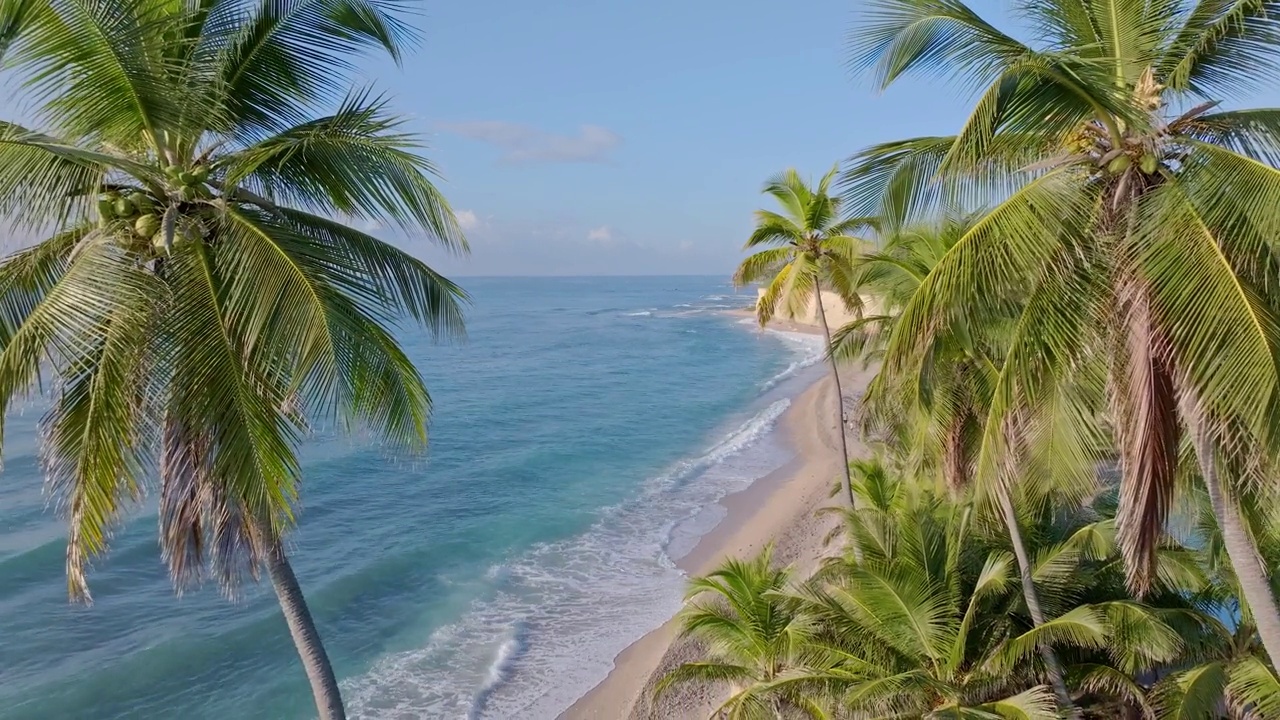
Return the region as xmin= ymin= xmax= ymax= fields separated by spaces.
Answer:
xmin=1150 ymin=618 xmax=1280 ymax=720
xmin=832 ymin=221 xmax=1108 ymax=713
xmin=1147 ymin=480 xmax=1280 ymax=718
xmin=664 ymin=471 xmax=1233 ymax=718
xmin=813 ymin=475 xmax=1225 ymax=719
xmin=800 ymin=481 xmax=1153 ymax=719
xmin=843 ymin=0 xmax=1280 ymax=663
xmin=655 ymin=547 xmax=823 ymax=718
xmin=0 ymin=2 xmax=466 ymax=717
xmin=733 ymin=167 xmax=871 ymax=508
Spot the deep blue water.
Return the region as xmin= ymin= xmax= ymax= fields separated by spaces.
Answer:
xmin=0 ymin=277 xmax=823 ymax=719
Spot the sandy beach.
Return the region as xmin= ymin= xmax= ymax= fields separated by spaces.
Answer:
xmin=562 ymin=329 xmax=876 ymax=719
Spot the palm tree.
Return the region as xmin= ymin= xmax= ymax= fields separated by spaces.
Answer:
xmin=800 ymin=481 xmax=1146 ymax=719
xmin=833 ymin=221 xmax=1107 ymax=713
xmin=0 ymin=2 xmax=466 ymax=718
xmin=733 ymin=167 xmax=871 ymax=508
xmin=814 ymin=475 xmax=1227 ymax=719
xmin=1151 ymin=618 xmax=1280 ymax=720
xmin=1146 ymin=479 xmax=1280 ymax=718
xmin=655 ymin=548 xmax=822 ymax=718
xmin=664 ymin=471 xmax=1236 ymax=718
xmin=843 ymin=0 xmax=1280 ymax=663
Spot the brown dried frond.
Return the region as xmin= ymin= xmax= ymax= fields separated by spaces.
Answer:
xmin=1112 ymin=280 xmax=1181 ymax=595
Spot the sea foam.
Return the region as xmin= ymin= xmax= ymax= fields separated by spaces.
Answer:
xmin=343 ymin=397 xmax=799 ymax=719
xmin=759 ymin=330 xmax=825 ymax=391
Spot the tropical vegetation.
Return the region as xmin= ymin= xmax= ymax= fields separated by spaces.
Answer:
xmin=842 ymin=0 xmax=1280 ymax=661
xmin=663 ymin=459 xmax=1279 ymax=718
xmin=670 ymin=0 xmax=1280 ymax=715
xmin=0 ymin=1 xmax=465 ymax=718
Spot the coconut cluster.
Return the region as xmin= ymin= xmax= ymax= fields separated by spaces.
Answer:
xmin=1107 ymin=153 xmax=1160 ymax=175
xmin=97 ymin=164 xmax=211 ymax=252
xmin=164 ymin=163 xmax=210 ymax=201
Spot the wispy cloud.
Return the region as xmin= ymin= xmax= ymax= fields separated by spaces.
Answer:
xmin=438 ymin=121 xmax=621 ymax=164
xmin=455 ymin=209 xmax=482 ymax=232
xmin=586 ymin=225 xmax=613 ymax=243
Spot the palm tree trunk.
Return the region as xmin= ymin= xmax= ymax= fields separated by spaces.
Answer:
xmin=994 ymin=484 xmax=1079 ymax=718
xmin=1189 ymin=425 xmax=1280 ymax=665
xmin=264 ymin=535 xmax=347 ymax=720
xmin=812 ymin=280 xmax=855 ymax=510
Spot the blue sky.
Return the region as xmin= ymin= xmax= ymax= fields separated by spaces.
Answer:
xmin=368 ymin=0 xmax=1006 ymax=276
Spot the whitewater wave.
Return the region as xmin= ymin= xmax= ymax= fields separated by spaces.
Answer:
xmin=343 ymin=400 xmax=795 ymax=719
xmin=759 ymin=331 xmax=825 ymax=391
xmin=623 ymin=310 xmax=653 ymax=317
xmin=467 ymin=621 xmax=527 ymax=719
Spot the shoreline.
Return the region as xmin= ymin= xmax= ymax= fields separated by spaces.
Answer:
xmin=561 ymin=354 xmax=876 ymax=719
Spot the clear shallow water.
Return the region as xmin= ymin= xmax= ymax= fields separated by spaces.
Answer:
xmin=0 ymin=276 xmax=823 ymax=720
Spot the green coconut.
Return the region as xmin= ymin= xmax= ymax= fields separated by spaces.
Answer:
xmin=135 ymin=214 xmax=160 ymax=238
xmin=128 ymin=192 xmax=154 ymax=215
xmin=1140 ymin=154 xmax=1158 ymax=174
xmin=97 ymin=197 xmax=115 ymax=219
xmin=114 ymin=197 xmax=136 ymax=218
xmin=192 ymin=165 xmax=209 ymax=183
xmin=165 ymin=164 xmax=183 ymax=179
xmin=178 ymin=185 xmax=199 ymax=202
xmin=178 ymin=171 xmax=197 ymax=186
xmin=1108 ymin=155 xmax=1132 ymax=174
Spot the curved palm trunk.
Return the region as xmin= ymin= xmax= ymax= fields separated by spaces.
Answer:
xmin=994 ymin=484 xmax=1079 ymax=718
xmin=1189 ymin=425 xmax=1280 ymax=665
xmin=812 ymin=280 xmax=856 ymax=511
xmin=264 ymin=537 xmax=347 ymax=720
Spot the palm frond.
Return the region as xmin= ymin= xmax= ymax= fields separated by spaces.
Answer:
xmin=1157 ymin=0 xmax=1280 ymax=98
xmin=735 ymin=247 xmax=794 ymax=287
xmin=0 ymin=227 xmax=81 ymax=344
xmin=989 ymin=604 xmax=1109 ymax=672
xmin=882 ymin=167 xmax=1099 ymax=376
xmin=6 ymin=0 xmax=182 ymax=147
xmin=161 ymin=241 xmax=303 ymax=538
xmin=1226 ymin=656 xmax=1280 ymax=717
xmin=1074 ymin=663 xmax=1154 ymax=718
xmin=226 ymin=91 xmax=466 ymax=243
xmin=0 ymin=122 xmax=109 ymax=231
xmin=218 ymin=209 xmax=434 ymax=447
xmin=33 ymin=243 xmax=159 ymax=600
xmin=980 ymin=684 xmax=1059 ymax=720
xmin=654 ymin=662 xmax=756 ymax=698
xmin=1151 ymin=660 xmax=1230 ymax=720
xmin=1184 ymin=108 xmax=1280 ymax=167
xmin=273 ymin=207 xmax=468 ymax=336
xmin=216 ymin=0 xmax=417 ymax=134
xmin=847 ymin=0 xmax=1029 ymax=91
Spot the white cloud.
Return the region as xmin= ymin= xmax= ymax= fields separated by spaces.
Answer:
xmin=586 ymin=225 xmax=613 ymax=243
xmin=455 ymin=209 xmax=481 ymax=231
xmin=438 ymin=121 xmax=622 ymax=164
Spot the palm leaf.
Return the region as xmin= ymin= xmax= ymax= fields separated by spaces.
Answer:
xmin=848 ymin=0 xmax=1029 ymax=91
xmin=216 ymin=0 xmax=417 ymax=134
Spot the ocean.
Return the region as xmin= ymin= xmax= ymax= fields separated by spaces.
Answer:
xmin=0 ymin=276 xmax=825 ymax=719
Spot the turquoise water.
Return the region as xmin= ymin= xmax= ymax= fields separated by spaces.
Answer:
xmin=0 ymin=276 xmax=823 ymax=719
